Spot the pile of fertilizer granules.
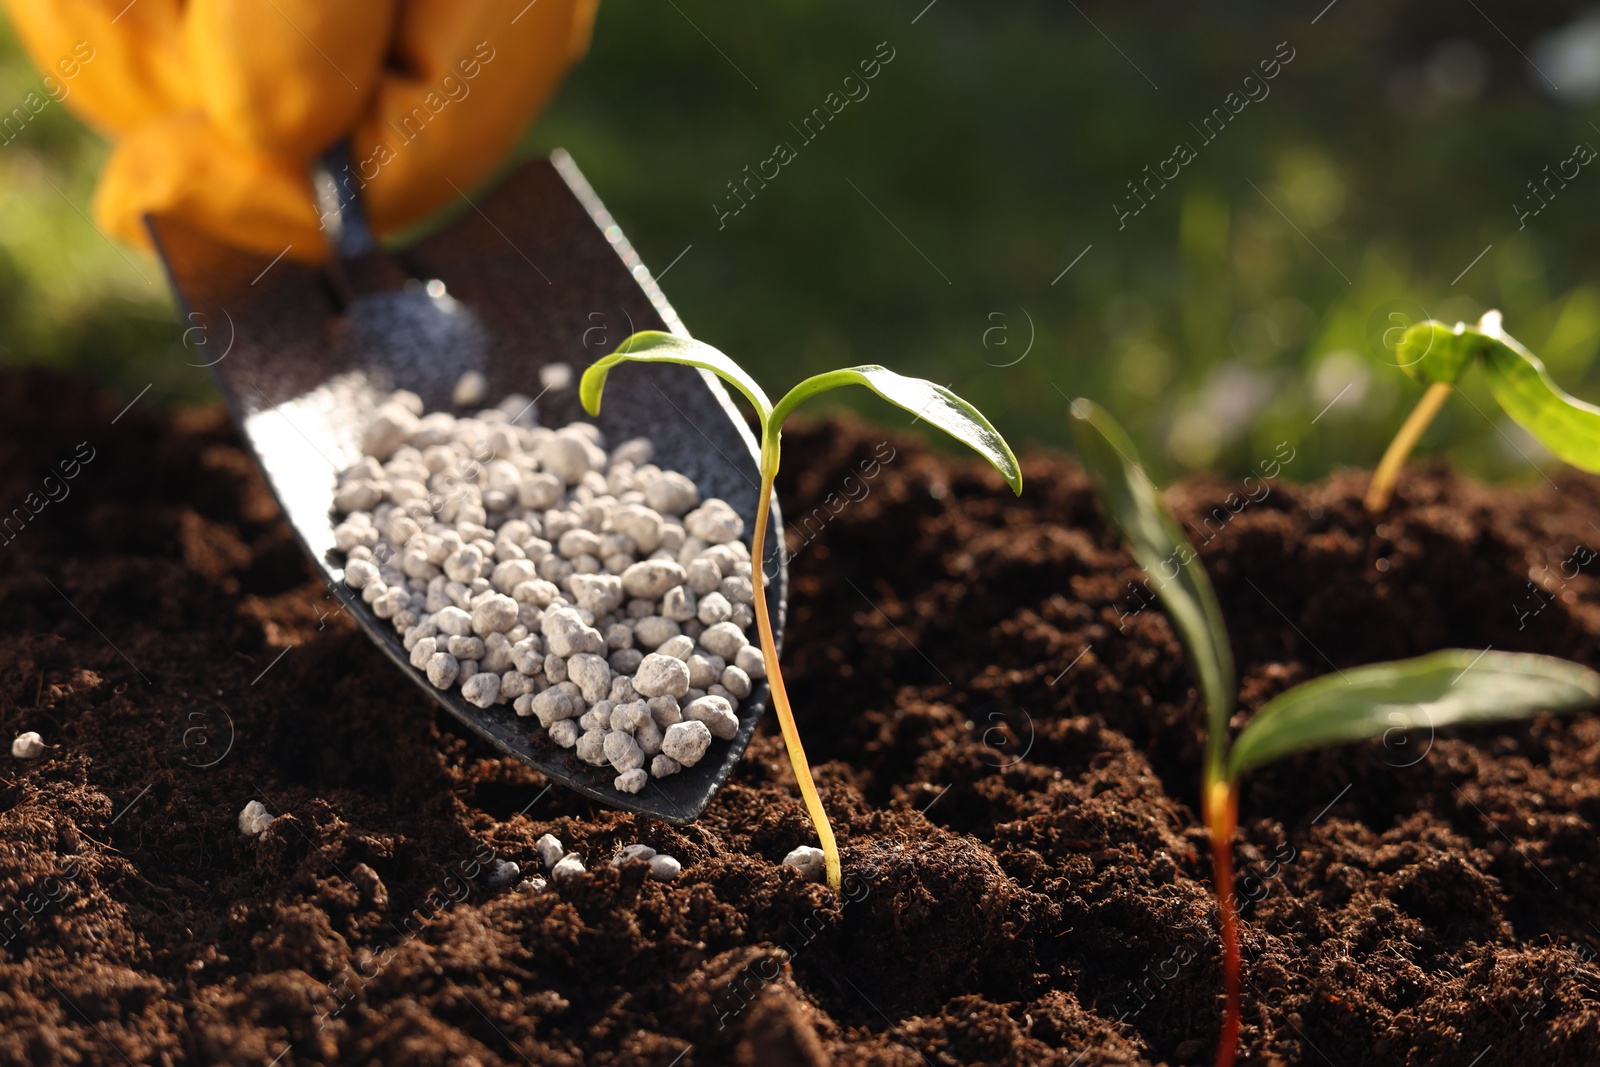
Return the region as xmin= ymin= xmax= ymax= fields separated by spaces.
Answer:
xmin=330 ymin=385 xmax=766 ymax=794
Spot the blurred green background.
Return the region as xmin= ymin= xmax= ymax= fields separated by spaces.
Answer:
xmin=5 ymin=1 xmax=1600 ymax=483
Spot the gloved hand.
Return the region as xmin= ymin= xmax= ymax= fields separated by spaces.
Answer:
xmin=4 ymin=0 xmax=600 ymax=261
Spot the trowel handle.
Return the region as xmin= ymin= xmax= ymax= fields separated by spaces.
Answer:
xmin=312 ymin=141 xmax=409 ymax=301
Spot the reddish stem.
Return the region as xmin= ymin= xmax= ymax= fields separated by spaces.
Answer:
xmin=1209 ymin=785 xmax=1241 ymax=1067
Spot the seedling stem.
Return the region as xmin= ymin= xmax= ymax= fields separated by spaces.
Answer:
xmin=1365 ymin=381 xmax=1453 ymax=513
xmin=1204 ymin=774 xmax=1241 ymax=1067
xmin=750 ymin=456 xmax=841 ymax=887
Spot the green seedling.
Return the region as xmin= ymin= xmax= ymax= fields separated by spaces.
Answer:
xmin=583 ymin=331 xmax=1023 ymax=888
xmin=1069 ymin=397 xmax=1600 ymax=1067
xmin=1366 ymin=310 xmax=1600 ymax=512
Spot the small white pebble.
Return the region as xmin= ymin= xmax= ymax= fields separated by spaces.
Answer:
xmin=782 ymin=846 xmax=826 ymax=882
xmin=612 ymin=504 xmax=664 ymax=554
xmin=696 ymin=591 xmax=733 ymax=626
xmin=649 ymin=854 xmax=682 ymax=881
xmin=238 ymin=800 xmax=275 ymax=838
xmin=633 ymin=653 xmax=690 ymax=699
xmin=644 ymin=471 xmax=698 ymax=515
xmin=372 ymin=588 xmax=409 ymax=618
xmin=539 ymin=362 xmax=574 ymax=391
xmin=447 ymin=634 xmax=485 ymax=660
xmin=359 ymin=403 xmax=419 ymax=460
xmin=436 ymin=606 xmax=472 ymax=636
xmin=661 ymin=720 xmax=712 ymax=766
xmin=470 ymin=594 xmax=519 ymax=636
xmin=658 ymin=634 xmax=696 ymax=661
xmin=500 ymin=670 xmax=535 ymax=700
xmin=735 ymin=645 xmax=765 ymax=679
xmin=543 ymin=607 xmax=604 ymax=658
xmin=461 ymin=671 xmax=501 ymax=708
xmin=613 ymin=437 xmax=653 ymax=465
xmin=454 ymin=369 xmax=489 ymax=407
xmin=550 ymin=853 xmax=586 ymax=886
xmin=344 ymin=558 xmax=380 ymax=589
xmin=538 ymin=434 xmax=593 ymax=485
xmin=720 ymin=575 xmax=755 ymax=605
xmin=558 ymin=528 xmax=601 ymax=560
xmin=612 ymin=843 xmax=657 ymax=867
xmin=621 ymin=559 xmax=687 ymax=599
xmin=604 ymin=730 xmax=645 ymax=772
xmin=650 ymin=753 xmax=681 ymax=777
xmin=11 ymin=732 xmax=45 ymax=759
xmin=684 ymin=695 xmax=740 ymax=741
xmin=492 ymin=558 xmax=538 ymax=595
xmin=634 ymin=716 xmax=664 ymax=756
xmin=510 ymin=637 xmax=544 ymax=674
xmin=633 ymin=616 xmax=680 ymax=649
xmin=520 ymin=471 xmax=563 ymax=510
xmin=698 ymin=622 xmax=748 ymax=659
xmin=568 ymin=653 xmax=613 ymax=704
xmin=548 ymin=719 xmax=581 ymax=747
xmin=442 ymin=545 xmax=483 ymax=583
xmin=661 ymin=585 xmax=696 ymax=622
xmin=485 ymin=859 xmax=521 ymax=889
xmin=686 ymin=557 xmax=722 ymax=596
xmin=535 ymin=833 xmax=564 ymax=869
xmin=528 ymin=687 xmax=581 ymax=727
xmin=684 ymin=500 xmax=743 ymax=544
xmin=570 ymin=573 xmax=624 ymax=615
xmin=686 ymin=653 xmax=722 ymax=690
xmin=579 ymin=702 xmax=614 ymax=732
xmin=427 ymin=652 xmax=461 ymax=689
xmin=409 ymin=637 xmax=436 ymax=669
xmin=576 ymin=728 xmax=608 ymax=765
xmin=648 ymin=696 xmax=682 ymax=727
xmin=610 ymin=701 xmax=649 ymax=733
xmin=720 ymin=665 xmax=752 ymax=699
xmin=483 ymin=633 xmax=516 ymax=672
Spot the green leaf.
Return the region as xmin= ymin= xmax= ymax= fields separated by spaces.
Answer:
xmin=1477 ymin=323 xmax=1600 ymax=473
xmin=580 ymin=331 xmax=773 ymax=422
xmin=1396 ymin=320 xmax=1490 ymax=385
xmin=1393 ymin=312 xmax=1600 ymax=472
xmin=1228 ymin=649 xmax=1600 ymax=779
xmin=1068 ymin=399 xmax=1235 ymax=749
xmin=770 ymin=367 xmax=1022 ymax=494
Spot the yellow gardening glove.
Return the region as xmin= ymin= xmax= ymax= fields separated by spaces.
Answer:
xmin=3 ymin=0 xmax=600 ymax=262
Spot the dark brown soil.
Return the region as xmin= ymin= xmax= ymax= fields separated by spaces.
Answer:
xmin=4 ymin=367 xmax=1600 ymax=1066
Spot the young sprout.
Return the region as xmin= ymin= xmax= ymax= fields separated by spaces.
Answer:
xmin=1069 ymin=397 xmax=1600 ymax=1067
xmin=583 ymin=332 xmax=1023 ymax=888
xmin=1366 ymin=310 xmax=1600 ymax=512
